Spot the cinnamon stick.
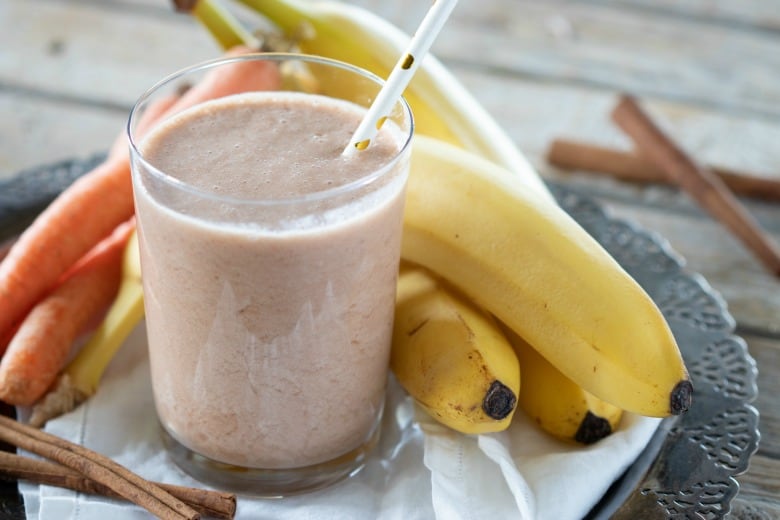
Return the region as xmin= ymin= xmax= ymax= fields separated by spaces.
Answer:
xmin=546 ymin=139 xmax=780 ymax=202
xmin=0 ymin=451 xmax=235 ymax=519
xmin=611 ymin=95 xmax=780 ymax=277
xmin=0 ymin=415 xmax=199 ymax=520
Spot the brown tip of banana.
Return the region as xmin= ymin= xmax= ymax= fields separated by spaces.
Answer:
xmin=171 ymin=0 xmax=197 ymax=13
xmin=482 ymin=381 xmax=517 ymax=420
xmin=574 ymin=411 xmax=613 ymax=445
xmin=670 ymin=380 xmax=693 ymax=415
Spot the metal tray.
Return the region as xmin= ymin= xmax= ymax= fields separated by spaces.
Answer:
xmin=0 ymin=156 xmax=760 ymax=519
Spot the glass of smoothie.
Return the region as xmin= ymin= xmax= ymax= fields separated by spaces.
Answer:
xmin=127 ymin=53 xmax=413 ymax=496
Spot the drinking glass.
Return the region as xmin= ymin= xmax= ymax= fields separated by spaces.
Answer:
xmin=128 ymin=53 xmax=413 ymax=496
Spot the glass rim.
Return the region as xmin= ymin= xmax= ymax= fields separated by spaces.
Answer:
xmin=127 ymin=52 xmax=414 ymax=207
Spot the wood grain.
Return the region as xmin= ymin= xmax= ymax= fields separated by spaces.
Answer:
xmin=0 ymin=94 xmax=123 ymax=176
xmin=597 ymin=0 xmax=780 ymax=31
xmin=373 ymin=0 xmax=780 ymax=120
xmin=732 ymin=335 xmax=780 ymax=517
xmin=0 ymin=0 xmax=216 ymax=107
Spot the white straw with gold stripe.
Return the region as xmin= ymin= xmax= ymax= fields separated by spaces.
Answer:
xmin=343 ymin=0 xmax=459 ymax=156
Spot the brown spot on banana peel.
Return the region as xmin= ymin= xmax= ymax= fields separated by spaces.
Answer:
xmin=670 ymin=380 xmax=693 ymax=415
xmin=406 ymin=318 xmax=429 ymax=337
xmin=482 ymin=380 xmax=517 ymax=420
xmin=455 ymin=312 xmax=476 ymax=341
xmin=574 ymin=411 xmax=613 ymax=445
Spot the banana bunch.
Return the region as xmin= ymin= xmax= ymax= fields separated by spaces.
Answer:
xmin=394 ymin=261 xmax=623 ymax=442
xmin=392 ymin=264 xmax=519 ymax=435
xmin=403 ymin=135 xmax=691 ymax=420
xmin=30 ymin=231 xmax=144 ymax=427
xmin=176 ymin=0 xmax=554 ymax=202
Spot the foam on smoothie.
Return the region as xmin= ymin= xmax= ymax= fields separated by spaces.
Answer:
xmin=134 ymin=91 xmax=408 ymax=469
xmin=139 ymin=91 xmax=405 ymax=233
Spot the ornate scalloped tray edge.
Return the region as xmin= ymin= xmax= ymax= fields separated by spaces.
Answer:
xmin=551 ymin=186 xmax=762 ymax=519
xmin=0 ymin=158 xmax=761 ymax=519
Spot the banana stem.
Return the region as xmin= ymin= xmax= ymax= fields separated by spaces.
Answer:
xmin=234 ymin=0 xmax=309 ymax=34
xmin=182 ymin=0 xmax=261 ymax=50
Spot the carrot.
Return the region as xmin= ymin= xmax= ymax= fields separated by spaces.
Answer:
xmin=0 ymin=157 xmax=135 ymax=341
xmin=0 ymin=46 xmax=281 ymax=342
xmin=108 ymin=93 xmax=181 ymax=161
xmin=0 ymin=219 xmax=136 ymax=406
xmin=171 ymin=47 xmax=281 ymax=109
xmin=0 ymin=163 xmax=141 ymax=344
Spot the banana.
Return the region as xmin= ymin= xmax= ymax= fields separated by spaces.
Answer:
xmin=29 ymin=230 xmax=145 ymax=427
xmin=187 ymin=0 xmax=262 ymax=50
xmin=178 ymin=0 xmax=554 ymax=202
xmin=501 ymin=325 xmax=623 ymax=444
xmin=391 ymin=264 xmax=519 ymax=435
xmin=403 ymin=135 xmax=692 ymax=418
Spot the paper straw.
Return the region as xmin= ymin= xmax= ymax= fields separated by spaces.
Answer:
xmin=343 ymin=0 xmax=459 ymax=156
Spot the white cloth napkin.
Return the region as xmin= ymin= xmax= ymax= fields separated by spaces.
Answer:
xmin=19 ymin=324 xmax=660 ymax=519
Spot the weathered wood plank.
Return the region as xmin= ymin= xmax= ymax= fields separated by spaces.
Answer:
xmin=116 ymin=0 xmax=780 ymax=34
xmin=9 ymin=1 xmax=780 ymax=179
xmin=595 ymin=0 xmax=780 ymax=32
xmin=0 ymin=0 xmax=219 ymax=107
xmin=356 ymin=0 xmax=780 ymax=120
xmin=730 ymin=498 xmax=780 ymax=520
xmin=9 ymin=0 xmax=780 ymax=122
xmin=731 ymin=335 xmax=780 ymax=508
xmin=451 ymin=69 xmax=780 ymax=181
xmin=0 ymin=93 xmax=124 ymax=178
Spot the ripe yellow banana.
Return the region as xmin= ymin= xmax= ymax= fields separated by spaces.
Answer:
xmin=501 ymin=325 xmax=623 ymax=444
xmin=177 ymin=0 xmax=554 ymax=201
xmin=403 ymin=135 xmax=692 ymax=418
xmin=29 ymin=230 xmax=145 ymax=427
xmin=391 ymin=264 xmax=519 ymax=434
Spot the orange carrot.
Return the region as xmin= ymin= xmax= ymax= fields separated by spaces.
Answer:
xmin=0 ymin=219 xmax=136 ymax=406
xmin=108 ymin=93 xmax=181 ymax=161
xmin=170 ymin=47 xmax=281 ymax=110
xmin=0 ymin=47 xmax=281 ymax=342
xmin=0 ymin=157 xmax=134 ymax=342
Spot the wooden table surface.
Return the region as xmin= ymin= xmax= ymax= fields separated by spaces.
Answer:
xmin=2 ymin=0 xmax=779 ymax=518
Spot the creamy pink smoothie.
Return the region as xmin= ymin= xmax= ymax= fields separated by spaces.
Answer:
xmin=133 ymin=91 xmax=408 ymax=469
